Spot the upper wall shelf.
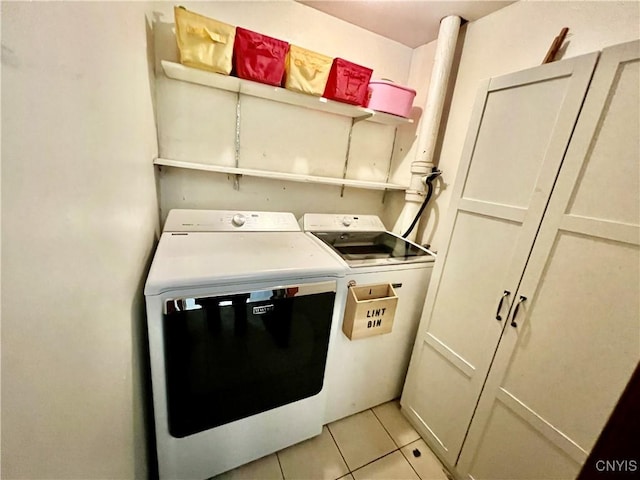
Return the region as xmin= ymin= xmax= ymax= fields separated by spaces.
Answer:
xmin=161 ymin=60 xmax=414 ymax=126
xmin=154 ymin=158 xmax=407 ymax=191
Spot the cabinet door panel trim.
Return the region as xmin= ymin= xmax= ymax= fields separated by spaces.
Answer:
xmin=488 ymin=56 xmax=576 ymax=91
xmin=560 ymin=215 xmax=639 ymax=245
xmin=497 ymin=388 xmax=589 ymax=464
xmin=425 ymin=333 xmax=476 ymax=378
xmin=405 ymin=405 xmax=450 ymax=451
xmin=458 ymin=198 xmax=527 ymax=223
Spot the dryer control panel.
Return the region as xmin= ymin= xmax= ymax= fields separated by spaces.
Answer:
xmin=164 ymin=209 xmax=300 ymax=232
xmin=301 ymin=214 xmax=386 ymax=232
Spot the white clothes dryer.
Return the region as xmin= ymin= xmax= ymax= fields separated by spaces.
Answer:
xmin=145 ymin=210 xmax=346 ymax=479
xmin=300 ymin=213 xmax=435 ymax=423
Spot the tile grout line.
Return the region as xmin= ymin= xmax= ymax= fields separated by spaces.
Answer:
xmin=326 ymin=423 xmax=351 ymax=479
xmin=399 ymin=438 xmax=453 ymax=480
xmin=344 ymin=408 xmax=403 ymax=477
xmin=275 ymin=451 xmax=285 ymax=480
xmin=371 ymin=402 xmax=421 ymax=449
xmin=349 ymin=448 xmax=401 ymax=477
xmin=328 ymin=410 xmax=399 ymax=478
xmin=399 ymin=443 xmax=425 ymax=480
xmin=371 ymin=403 xmax=426 ymax=479
xmin=328 ymin=406 xmax=425 ymax=479
xmin=370 ymin=405 xmax=402 ymax=449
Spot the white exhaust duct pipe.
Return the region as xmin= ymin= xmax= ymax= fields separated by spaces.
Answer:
xmin=393 ymin=15 xmax=461 ymax=242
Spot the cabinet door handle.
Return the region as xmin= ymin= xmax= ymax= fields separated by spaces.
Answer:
xmin=495 ymin=290 xmax=510 ymax=321
xmin=510 ymin=296 xmax=527 ymax=327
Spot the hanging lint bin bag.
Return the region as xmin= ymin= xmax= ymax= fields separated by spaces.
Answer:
xmin=284 ymin=45 xmax=333 ymax=96
xmin=233 ymin=27 xmax=289 ymax=86
xmin=174 ymin=6 xmax=236 ymax=75
xmin=323 ymin=58 xmax=373 ymax=106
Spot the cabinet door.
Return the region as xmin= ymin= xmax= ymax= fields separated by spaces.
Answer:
xmin=457 ymin=40 xmax=640 ymax=480
xmin=400 ymin=53 xmax=598 ymax=468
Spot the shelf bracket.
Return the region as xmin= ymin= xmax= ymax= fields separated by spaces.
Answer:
xmin=234 ymin=92 xmax=242 ymax=190
xmin=235 ymin=93 xmax=242 ymax=168
xmin=340 ymin=118 xmax=358 ymax=197
xmin=381 ymin=128 xmax=399 ymax=204
xmin=353 ymin=113 xmax=373 ymax=124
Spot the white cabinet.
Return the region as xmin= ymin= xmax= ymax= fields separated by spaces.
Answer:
xmin=400 ymin=51 xmax=599 ymax=467
xmin=402 ymin=40 xmax=640 ymax=479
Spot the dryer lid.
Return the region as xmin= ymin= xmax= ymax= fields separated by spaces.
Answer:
xmin=145 ymin=231 xmax=346 ymax=295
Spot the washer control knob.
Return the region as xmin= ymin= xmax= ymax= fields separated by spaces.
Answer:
xmin=342 ymin=216 xmax=353 ymax=227
xmin=232 ymin=213 xmax=246 ymax=227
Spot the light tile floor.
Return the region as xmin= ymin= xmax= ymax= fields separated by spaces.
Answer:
xmin=213 ymin=400 xmax=451 ymax=480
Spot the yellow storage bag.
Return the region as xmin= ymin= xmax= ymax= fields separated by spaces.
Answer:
xmin=285 ymin=45 xmax=333 ymax=96
xmin=174 ymin=6 xmax=235 ymax=75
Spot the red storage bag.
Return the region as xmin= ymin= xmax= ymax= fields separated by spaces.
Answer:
xmin=323 ymin=58 xmax=373 ymax=106
xmin=233 ymin=27 xmax=289 ymax=86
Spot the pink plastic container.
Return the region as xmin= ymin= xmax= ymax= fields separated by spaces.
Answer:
xmin=366 ymin=80 xmax=416 ymax=117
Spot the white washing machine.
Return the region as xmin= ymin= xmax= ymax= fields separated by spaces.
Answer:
xmin=301 ymin=213 xmax=436 ymax=423
xmin=145 ymin=210 xmax=347 ymax=479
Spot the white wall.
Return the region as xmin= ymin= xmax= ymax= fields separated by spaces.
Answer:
xmin=1 ymin=2 xmax=158 ymax=478
xmin=151 ymin=0 xmax=416 ymax=225
xmin=0 ymin=2 xmax=416 ymax=477
xmin=415 ymin=0 xmax=640 ymax=251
